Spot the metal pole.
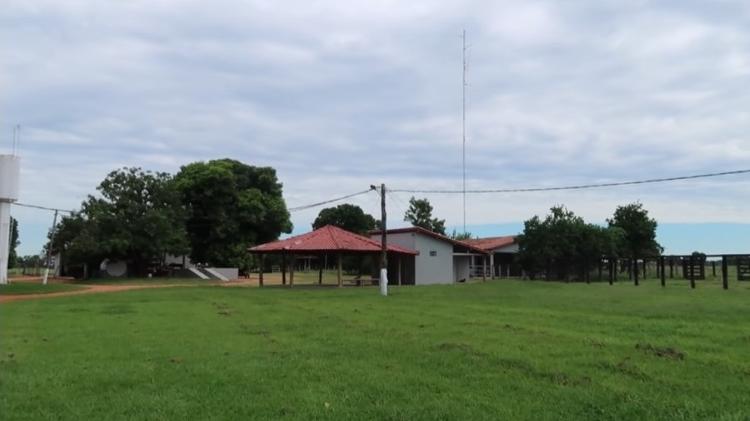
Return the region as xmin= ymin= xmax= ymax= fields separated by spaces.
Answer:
xmin=42 ymin=210 xmax=58 ymax=285
xmin=462 ymin=29 xmax=467 ymax=234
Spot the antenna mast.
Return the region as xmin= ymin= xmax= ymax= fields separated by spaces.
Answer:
xmin=462 ymin=29 xmax=467 ymax=234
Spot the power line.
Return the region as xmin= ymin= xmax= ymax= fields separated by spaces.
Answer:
xmin=12 ymin=202 xmax=74 ymax=214
xmin=391 ymin=169 xmax=750 ymax=194
xmin=288 ymin=188 xmax=375 ymax=212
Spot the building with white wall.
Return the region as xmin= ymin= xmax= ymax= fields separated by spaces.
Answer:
xmin=371 ymin=227 xmax=489 ymax=285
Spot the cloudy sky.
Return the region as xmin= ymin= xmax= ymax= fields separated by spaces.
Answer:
xmin=2 ymin=0 xmax=749 ymax=255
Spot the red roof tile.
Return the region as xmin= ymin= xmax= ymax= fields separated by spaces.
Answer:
xmin=464 ymin=236 xmax=517 ymax=251
xmin=249 ymin=225 xmax=418 ymax=255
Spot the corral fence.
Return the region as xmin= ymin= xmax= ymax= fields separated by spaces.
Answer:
xmin=590 ymin=254 xmax=750 ymax=290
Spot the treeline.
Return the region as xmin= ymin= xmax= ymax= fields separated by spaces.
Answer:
xmin=51 ymin=159 xmax=292 ymax=278
xmin=517 ymin=203 xmax=661 ymax=281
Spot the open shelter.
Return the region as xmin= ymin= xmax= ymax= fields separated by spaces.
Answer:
xmin=249 ymin=225 xmax=418 ymax=287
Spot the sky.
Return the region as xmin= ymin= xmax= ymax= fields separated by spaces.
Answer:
xmin=1 ymin=0 xmax=748 ymax=256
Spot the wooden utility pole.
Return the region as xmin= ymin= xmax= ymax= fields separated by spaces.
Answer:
xmin=379 ymin=183 xmax=388 ymax=296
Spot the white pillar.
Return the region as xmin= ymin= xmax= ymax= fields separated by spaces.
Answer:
xmin=0 ymin=154 xmax=20 ymax=285
xmin=0 ymin=202 xmax=11 ymax=284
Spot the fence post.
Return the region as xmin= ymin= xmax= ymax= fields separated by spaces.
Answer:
xmin=689 ymin=255 xmax=696 ymax=289
xmin=712 ymin=261 xmax=716 ymax=277
xmin=633 ymin=258 xmax=639 ymax=286
xmin=722 ymin=255 xmax=728 ymax=290
xmin=608 ymin=258 xmax=614 ymax=285
xmin=660 ymin=256 xmax=665 ymax=287
xmin=669 ymin=257 xmax=674 ymax=279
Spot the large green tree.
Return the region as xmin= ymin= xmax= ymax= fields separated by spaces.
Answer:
xmin=608 ymin=202 xmax=661 ymax=259
xmin=52 ymin=168 xmax=189 ymax=276
xmin=8 ymin=217 xmax=19 ymax=268
xmin=517 ymin=206 xmax=624 ymax=281
xmin=404 ymin=197 xmax=446 ymax=235
xmin=174 ymin=159 xmax=291 ymax=269
xmin=312 ymin=204 xmax=376 ymax=234
xmin=49 ymin=211 xmax=103 ymax=277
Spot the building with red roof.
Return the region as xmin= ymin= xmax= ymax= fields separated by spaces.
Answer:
xmin=464 ymin=235 xmax=520 ymax=278
xmin=249 ymin=225 xmax=417 ymax=287
xmin=369 ymin=226 xmax=490 ymax=285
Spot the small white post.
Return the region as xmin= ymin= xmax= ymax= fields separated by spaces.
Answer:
xmin=380 ymin=268 xmax=388 ymax=296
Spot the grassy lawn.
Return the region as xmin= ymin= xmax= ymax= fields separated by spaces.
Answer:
xmin=0 ymin=283 xmax=85 ymax=295
xmin=2 ymin=280 xmax=750 ymax=420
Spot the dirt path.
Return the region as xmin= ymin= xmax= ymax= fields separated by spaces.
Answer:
xmin=0 ymin=274 xmax=318 ymax=304
xmin=0 ymin=283 xmax=192 ymax=304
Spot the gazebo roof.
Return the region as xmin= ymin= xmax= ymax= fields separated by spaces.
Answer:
xmin=249 ymin=225 xmax=419 ymax=255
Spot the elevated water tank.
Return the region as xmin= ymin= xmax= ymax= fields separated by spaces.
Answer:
xmin=0 ymin=154 xmax=20 ymax=202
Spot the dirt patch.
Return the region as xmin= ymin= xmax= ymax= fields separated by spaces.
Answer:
xmin=636 ymin=343 xmax=685 ymax=360
xmin=0 ymin=283 xmax=182 ymax=303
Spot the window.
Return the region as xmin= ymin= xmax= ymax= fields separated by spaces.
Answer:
xmin=429 ymin=250 xmax=437 ymax=257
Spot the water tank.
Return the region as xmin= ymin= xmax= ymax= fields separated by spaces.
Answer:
xmin=0 ymin=155 xmax=20 ymax=202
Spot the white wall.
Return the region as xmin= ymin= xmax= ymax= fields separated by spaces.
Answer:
xmin=414 ymin=233 xmax=454 ymax=285
xmin=371 ymin=232 xmax=454 ymax=285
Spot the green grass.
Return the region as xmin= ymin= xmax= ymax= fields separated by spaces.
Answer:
xmin=0 ymin=283 xmax=85 ymax=295
xmin=2 ymin=280 xmax=750 ymax=420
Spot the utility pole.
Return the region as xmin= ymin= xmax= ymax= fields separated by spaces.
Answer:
xmin=379 ymin=183 xmax=388 ymax=296
xmin=42 ymin=210 xmax=58 ymax=285
xmin=462 ymin=29 xmax=467 ymax=234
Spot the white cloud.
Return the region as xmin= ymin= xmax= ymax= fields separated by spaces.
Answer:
xmin=1 ymin=0 xmax=749 ymax=254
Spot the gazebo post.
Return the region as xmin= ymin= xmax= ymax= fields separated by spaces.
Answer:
xmin=398 ymin=255 xmax=402 ymax=286
xmin=290 ymin=255 xmax=295 ymax=287
xmin=318 ymin=253 xmax=324 ymax=285
xmin=482 ymin=255 xmax=487 ymax=282
xmin=490 ymin=253 xmax=495 ymax=279
xmin=337 ymin=253 xmax=343 ymax=287
xmin=259 ymin=255 xmax=264 ymax=287
xmin=281 ymin=253 xmax=287 ymax=285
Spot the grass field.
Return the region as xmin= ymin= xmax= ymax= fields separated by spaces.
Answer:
xmin=2 ymin=280 xmax=750 ymax=420
xmin=0 ymin=283 xmax=85 ymax=295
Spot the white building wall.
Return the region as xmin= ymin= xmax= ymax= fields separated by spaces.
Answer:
xmin=414 ymin=233 xmax=454 ymax=285
xmin=371 ymin=231 xmax=454 ymax=285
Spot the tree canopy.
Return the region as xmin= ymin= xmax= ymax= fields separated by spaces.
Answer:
xmin=608 ymin=202 xmax=661 ymax=258
xmin=517 ymin=206 xmax=624 ymax=281
xmin=51 ymin=168 xmax=190 ymax=276
xmin=404 ymin=197 xmax=446 ymax=235
xmin=174 ymin=159 xmax=292 ymax=269
xmin=8 ymin=217 xmax=19 ymax=268
xmin=312 ymin=204 xmax=376 ymax=235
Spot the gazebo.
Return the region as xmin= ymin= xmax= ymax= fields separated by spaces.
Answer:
xmin=248 ymin=225 xmax=418 ymax=287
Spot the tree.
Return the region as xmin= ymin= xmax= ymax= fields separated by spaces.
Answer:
xmin=404 ymin=197 xmax=446 ymax=235
xmin=450 ymin=229 xmax=474 ymax=241
xmin=49 ymin=211 xmax=103 ymax=277
xmin=517 ymin=206 xmax=623 ymax=281
xmin=312 ymin=204 xmax=376 ymax=234
xmin=51 ymin=168 xmax=190 ymax=277
xmin=8 ymin=217 xmax=19 ymax=268
xmin=174 ymin=159 xmax=292 ymax=269
xmin=608 ymin=203 xmax=661 ymax=260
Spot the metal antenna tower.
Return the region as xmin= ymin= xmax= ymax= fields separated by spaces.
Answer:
xmin=462 ymin=29 xmax=467 ymax=234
